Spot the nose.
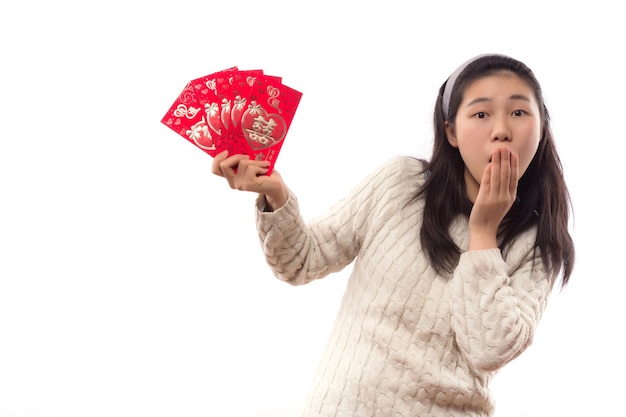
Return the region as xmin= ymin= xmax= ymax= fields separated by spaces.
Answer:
xmin=491 ymin=114 xmax=511 ymax=142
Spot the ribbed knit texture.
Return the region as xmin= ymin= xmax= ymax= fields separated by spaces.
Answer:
xmin=256 ymin=156 xmax=553 ymax=417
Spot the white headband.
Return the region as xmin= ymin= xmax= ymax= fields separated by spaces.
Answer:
xmin=442 ymin=54 xmax=504 ymax=120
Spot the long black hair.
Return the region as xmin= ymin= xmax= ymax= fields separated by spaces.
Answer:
xmin=415 ymin=54 xmax=575 ymax=287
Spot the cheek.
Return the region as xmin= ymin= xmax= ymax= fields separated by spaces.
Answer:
xmin=518 ymin=129 xmax=541 ymax=175
xmin=459 ymin=148 xmax=488 ymax=182
xmin=459 ymin=121 xmax=488 ymax=140
xmin=519 ymin=150 xmax=536 ymax=177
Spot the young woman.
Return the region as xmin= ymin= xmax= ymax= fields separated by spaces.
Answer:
xmin=212 ymin=54 xmax=575 ymax=417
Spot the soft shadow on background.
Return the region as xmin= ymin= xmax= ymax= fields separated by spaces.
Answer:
xmin=1 ymin=1 xmax=624 ymax=416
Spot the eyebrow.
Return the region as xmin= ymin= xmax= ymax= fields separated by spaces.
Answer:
xmin=466 ymin=94 xmax=532 ymax=107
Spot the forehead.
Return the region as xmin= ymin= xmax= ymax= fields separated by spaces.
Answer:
xmin=463 ymin=71 xmax=536 ymax=100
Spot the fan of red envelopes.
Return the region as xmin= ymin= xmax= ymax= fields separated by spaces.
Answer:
xmin=161 ymin=67 xmax=302 ymax=175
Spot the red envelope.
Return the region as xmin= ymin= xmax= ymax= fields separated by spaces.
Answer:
xmin=190 ymin=67 xmax=241 ymax=153
xmin=161 ymin=67 xmax=238 ymax=157
xmin=160 ymin=80 xmax=216 ymax=156
xmin=162 ymin=68 xmax=302 ymax=175
xmin=239 ymin=76 xmax=302 ymax=173
xmin=212 ymin=69 xmax=264 ymax=157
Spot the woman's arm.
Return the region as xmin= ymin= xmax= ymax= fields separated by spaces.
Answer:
xmin=255 ymin=157 xmax=417 ymax=286
xmin=450 ymin=232 xmax=554 ymax=373
xmin=210 ymin=150 xmax=374 ymax=286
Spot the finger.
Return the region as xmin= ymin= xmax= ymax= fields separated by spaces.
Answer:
xmin=219 ymin=155 xmax=250 ymax=188
xmin=235 ymin=159 xmax=268 ymax=180
xmin=232 ymin=159 xmax=271 ymax=190
xmin=244 ymin=165 xmax=271 ymax=188
xmin=220 ymin=154 xmax=249 ymax=177
xmin=483 ymin=162 xmax=492 ymax=184
xmin=499 ymin=147 xmax=512 ymax=196
xmin=479 ymin=161 xmax=492 ymax=200
xmin=211 ymin=150 xmax=229 ymax=177
xmin=509 ymin=151 xmax=519 ymax=197
xmin=490 ymin=148 xmax=501 ymax=195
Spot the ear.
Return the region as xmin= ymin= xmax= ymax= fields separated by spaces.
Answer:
xmin=445 ymin=121 xmax=459 ymax=148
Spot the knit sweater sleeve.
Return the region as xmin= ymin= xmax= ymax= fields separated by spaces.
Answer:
xmin=450 ymin=232 xmax=554 ymax=373
xmin=255 ymin=157 xmax=419 ymax=286
xmin=255 ymin=190 xmax=351 ymax=285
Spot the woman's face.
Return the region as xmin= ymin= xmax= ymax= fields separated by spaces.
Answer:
xmin=445 ymin=71 xmax=542 ymax=202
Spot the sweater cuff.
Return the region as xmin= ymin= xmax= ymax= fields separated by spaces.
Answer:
xmin=459 ymin=248 xmax=505 ymax=270
xmin=255 ymin=190 xmax=299 ymax=234
xmin=455 ymin=248 xmax=509 ymax=288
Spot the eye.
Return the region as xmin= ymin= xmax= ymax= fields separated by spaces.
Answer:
xmin=474 ymin=111 xmax=487 ymax=119
xmin=512 ymin=109 xmax=525 ymax=117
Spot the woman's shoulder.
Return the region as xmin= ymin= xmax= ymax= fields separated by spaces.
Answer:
xmin=359 ymin=155 xmax=428 ymax=204
xmin=372 ymin=155 xmax=428 ymax=183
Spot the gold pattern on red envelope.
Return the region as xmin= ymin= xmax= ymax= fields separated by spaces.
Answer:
xmin=162 ymin=68 xmax=302 ymax=174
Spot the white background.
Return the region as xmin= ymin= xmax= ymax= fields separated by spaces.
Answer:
xmin=1 ymin=1 xmax=624 ymax=416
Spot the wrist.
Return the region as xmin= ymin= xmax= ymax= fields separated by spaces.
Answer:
xmin=467 ymin=228 xmax=498 ymax=251
xmin=265 ymin=188 xmax=288 ymax=212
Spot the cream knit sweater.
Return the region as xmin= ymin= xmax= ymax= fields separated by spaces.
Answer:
xmin=256 ymin=156 xmax=553 ymax=417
